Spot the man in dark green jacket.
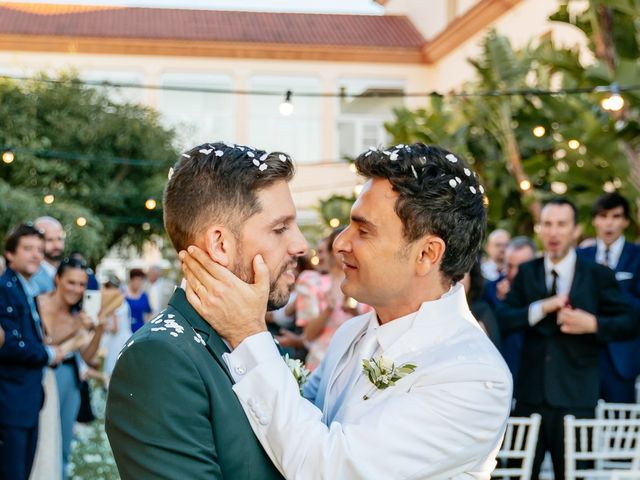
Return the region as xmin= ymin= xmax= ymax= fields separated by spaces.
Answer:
xmin=106 ymin=141 xmax=307 ymax=479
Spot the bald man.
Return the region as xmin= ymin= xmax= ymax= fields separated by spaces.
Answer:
xmin=482 ymin=229 xmax=511 ymax=281
xmin=30 ymin=216 xmax=65 ymax=295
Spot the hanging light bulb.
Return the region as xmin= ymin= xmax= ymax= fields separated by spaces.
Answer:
xmin=43 ymin=194 xmax=55 ymax=205
xmin=519 ymin=179 xmax=532 ymax=191
xmin=600 ymin=84 xmax=625 ymax=112
xmin=532 ymin=126 xmax=546 ymax=138
xmin=145 ymin=198 xmax=157 ymax=210
xmin=76 ymin=217 xmax=87 ymax=227
xmin=279 ymin=90 xmax=294 ymax=116
xmin=329 ymin=218 xmax=340 ymax=228
xmin=2 ymin=151 xmax=14 ymax=164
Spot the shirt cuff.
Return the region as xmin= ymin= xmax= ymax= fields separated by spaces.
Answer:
xmin=222 ymin=332 xmax=281 ymax=383
xmin=528 ymin=300 xmax=544 ymax=326
xmin=45 ymin=346 xmax=57 ymax=366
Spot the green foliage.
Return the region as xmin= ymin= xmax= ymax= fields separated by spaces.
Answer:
xmin=317 ymin=194 xmax=355 ymax=231
xmin=0 ymin=73 xmax=177 ymax=262
xmin=384 ymin=1 xmax=640 ymax=237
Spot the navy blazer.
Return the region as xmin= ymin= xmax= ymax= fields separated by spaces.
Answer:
xmin=0 ymin=268 xmax=49 ymax=428
xmin=577 ymin=242 xmax=640 ymax=379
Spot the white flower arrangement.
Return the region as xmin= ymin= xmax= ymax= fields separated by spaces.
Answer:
xmin=361 ymin=355 xmax=417 ymax=400
xmin=284 ymin=354 xmax=310 ymax=394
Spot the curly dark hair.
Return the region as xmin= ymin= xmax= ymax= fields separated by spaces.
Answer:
xmin=164 ymin=141 xmax=295 ymax=252
xmin=354 ymin=143 xmax=487 ymax=283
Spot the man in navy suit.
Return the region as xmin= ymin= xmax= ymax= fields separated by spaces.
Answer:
xmin=0 ymin=224 xmax=64 ymax=480
xmin=577 ymin=193 xmax=640 ymax=403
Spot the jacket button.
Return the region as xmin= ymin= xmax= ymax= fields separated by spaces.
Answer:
xmin=6 ymin=306 xmax=13 ymax=313
xmin=6 ymin=281 xmax=12 ymax=287
xmin=18 ymin=341 xmax=25 ymax=348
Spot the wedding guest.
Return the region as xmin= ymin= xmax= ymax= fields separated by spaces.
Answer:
xmin=482 ymin=229 xmax=511 ymax=281
xmin=31 ymin=216 xmax=65 ymax=295
xmin=146 ymin=265 xmax=174 ymax=317
xmin=0 ymin=224 xmax=65 ymax=480
xmin=125 ymin=268 xmax=151 ymax=333
xmin=38 ymin=257 xmax=107 ymax=479
xmin=101 ymin=276 xmax=131 ymax=376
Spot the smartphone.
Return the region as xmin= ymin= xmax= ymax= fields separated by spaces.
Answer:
xmin=82 ymin=290 xmax=102 ymax=325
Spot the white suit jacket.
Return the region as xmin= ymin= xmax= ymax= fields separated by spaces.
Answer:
xmin=225 ymin=284 xmax=513 ymax=480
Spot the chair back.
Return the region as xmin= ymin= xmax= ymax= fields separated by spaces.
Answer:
xmin=493 ymin=414 xmax=542 ymax=480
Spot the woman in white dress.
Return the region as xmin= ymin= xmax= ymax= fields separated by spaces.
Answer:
xmin=29 ymin=367 xmax=62 ymax=480
xmin=101 ymin=278 xmax=131 ymax=376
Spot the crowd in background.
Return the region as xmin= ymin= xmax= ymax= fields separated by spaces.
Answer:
xmin=0 ymin=190 xmax=639 ymax=480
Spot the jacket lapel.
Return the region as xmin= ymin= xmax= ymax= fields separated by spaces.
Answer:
xmin=168 ymin=288 xmax=234 ymax=383
xmin=617 ymin=242 xmax=632 ymax=272
xmin=569 ymin=256 xmax=587 ymax=306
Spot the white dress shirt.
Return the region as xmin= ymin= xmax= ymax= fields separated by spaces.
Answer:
xmin=596 ymin=235 xmax=625 ymax=269
xmin=528 ymin=248 xmax=576 ymax=326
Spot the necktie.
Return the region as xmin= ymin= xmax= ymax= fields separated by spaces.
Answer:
xmin=604 ymin=247 xmax=611 ymax=268
xmin=538 ymin=270 xmax=559 ymax=336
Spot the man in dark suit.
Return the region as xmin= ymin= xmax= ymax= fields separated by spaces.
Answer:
xmin=498 ymin=198 xmax=637 ymax=480
xmin=577 ymin=192 xmax=640 ymax=403
xmin=0 ymin=224 xmax=64 ymax=480
xmin=106 ymin=142 xmax=306 ymax=479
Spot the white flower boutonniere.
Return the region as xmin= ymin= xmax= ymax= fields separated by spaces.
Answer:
xmin=361 ymin=356 xmax=417 ymax=400
xmin=284 ymin=354 xmax=310 ymax=394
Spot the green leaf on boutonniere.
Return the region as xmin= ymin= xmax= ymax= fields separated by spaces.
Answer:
xmin=361 ymin=356 xmax=417 ymax=399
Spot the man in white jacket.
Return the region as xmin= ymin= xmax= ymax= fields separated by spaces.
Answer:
xmin=181 ymin=143 xmax=513 ymax=479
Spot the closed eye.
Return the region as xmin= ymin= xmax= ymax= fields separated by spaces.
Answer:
xmin=274 ymin=226 xmax=288 ymax=234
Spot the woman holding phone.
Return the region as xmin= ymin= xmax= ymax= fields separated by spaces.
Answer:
xmin=36 ymin=257 xmax=107 ymax=480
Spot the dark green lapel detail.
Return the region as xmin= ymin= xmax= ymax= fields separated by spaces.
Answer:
xmin=168 ymin=288 xmax=234 ymax=382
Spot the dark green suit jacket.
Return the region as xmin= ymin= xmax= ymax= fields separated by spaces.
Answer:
xmin=105 ymin=289 xmax=284 ymax=479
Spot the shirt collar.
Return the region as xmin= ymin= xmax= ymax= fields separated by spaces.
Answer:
xmin=597 ymin=235 xmax=625 ymax=257
xmin=16 ymin=272 xmax=38 ymax=298
xmin=544 ymin=248 xmax=576 ymax=278
xmin=369 ymin=283 xmax=468 ymax=352
xmin=41 ymin=260 xmax=57 ymax=278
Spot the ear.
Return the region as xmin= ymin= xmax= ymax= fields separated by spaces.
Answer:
xmin=202 ymin=225 xmax=234 ymax=267
xmin=415 ymin=235 xmax=446 ymax=276
xmin=4 ymin=251 xmax=14 ymax=267
xmin=573 ymin=223 xmax=583 ymax=242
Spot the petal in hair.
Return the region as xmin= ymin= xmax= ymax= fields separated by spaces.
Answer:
xmin=470 ymin=186 xmax=477 ymax=194
xmin=449 ymin=179 xmax=458 ymax=188
xmin=446 ymin=154 xmax=458 ymax=163
xmin=199 ymin=148 xmax=213 ymax=155
xmin=259 ymin=163 xmax=268 ymax=171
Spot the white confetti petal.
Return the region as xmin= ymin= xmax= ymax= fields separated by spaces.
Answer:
xmin=479 ymin=185 xmax=485 ymax=194
xmin=199 ymin=148 xmax=213 ymax=155
xmin=224 ymin=142 xmax=235 ymax=148
xmin=449 ymin=179 xmax=458 ymax=188
xmin=419 ymin=157 xmax=427 ymax=165
xmin=259 ymin=163 xmax=268 ymax=171
xmin=214 ymin=150 xmax=224 ymax=157
xmin=170 ymin=332 xmax=179 ymax=337
xmin=395 ymin=144 xmax=405 ymax=149
xmin=260 ymin=153 xmax=268 ymax=161
xmin=167 ymin=168 xmax=174 ymax=180
xmin=464 ymin=168 xmax=471 ymax=176
xmin=279 ymin=154 xmax=287 ymax=162
xmin=237 ymin=146 xmax=245 ymax=151
xmin=455 ymin=176 xmax=462 ymax=184
xmin=411 ymin=165 xmax=418 ymax=179
xmin=446 ymin=154 xmax=458 ymax=163
xmin=181 ymin=153 xmax=190 ymax=158
xmin=247 ymin=151 xmax=255 ymax=158
xmin=368 ymin=146 xmax=377 ymax=151
xmin=383 ymin=151 xmax=391 ymax=156
xmin=127 ymin=340 xmax=134 ymax=347
xmin=365 ymin=151 xmax=372 ymax=157
xmin=390 ymin=153 xmax=399 ymax=161
xmin=470 ymin=186 xmax=477 ymax=194
xmin=252 ymin=159 xmax=260 ymax=167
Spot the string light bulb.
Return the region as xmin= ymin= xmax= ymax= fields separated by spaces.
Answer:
xmin=568 ymin=139 xmax=580 ymax=150
xmin=519 ymin=179 xmax=532 ymax=191
xmin=600 ymin=84 xmax=625 ymax=112
xmin=329 ymin=218 xmax=340 ymax=228
xmin=532 ymin=126 xmax=546 ymax=138
xmin=279 ymin=90 xmax=294 ymax=116
xmin=43 ymin=194 xmax=55 ymax=205
xmin=2 ymin=151 xmax=14 ymax=164
xmin=145 ymin=198 xmax=157 ymax=210
xmin=76 ymin=217 xmax=87 ymax=227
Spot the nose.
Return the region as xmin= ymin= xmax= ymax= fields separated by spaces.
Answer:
xmin=333 ymin=226 xmax=350 ymax=254
xmin=289 ymin=225 xmax=308 ymax=258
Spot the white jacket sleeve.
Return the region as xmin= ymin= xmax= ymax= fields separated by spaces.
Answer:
xmin=225 ymin=334 xmax=511 ymax=480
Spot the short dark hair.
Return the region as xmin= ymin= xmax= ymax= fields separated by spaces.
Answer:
xmin=591 ymin=192 xmax=630 ymax=219
xmin=327 ymin=227 xmax=345 ymax=255
xmin=56 ymin=257 xmax=88 ymax=278
xmin=129 ymin=268 xmax=146 ymax=280
xmin=4 ymin=223 xmax=44 ymax=260
xmin=508 ymin=236 xmax=537 ymax=254
xmin=354 ymin=143 xmax=487 ymax=283
xmin=164 ymin=141 xmax=295 ymax=252
xmin=542 ymin=197 xmax=579 ymax=224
